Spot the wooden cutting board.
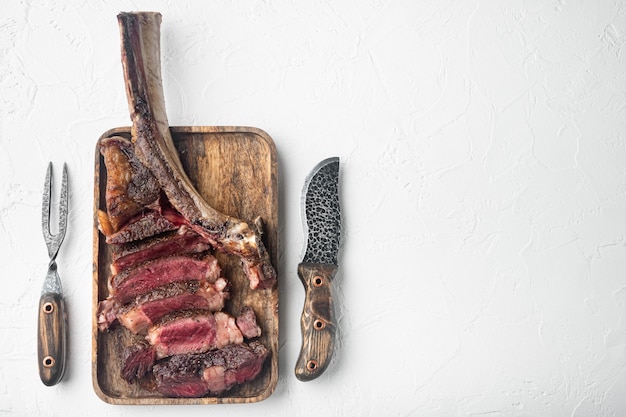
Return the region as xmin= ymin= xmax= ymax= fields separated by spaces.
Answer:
xmin=92 ymin=126 xmax=279 ymax=405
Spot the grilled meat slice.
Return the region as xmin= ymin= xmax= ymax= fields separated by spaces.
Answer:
xmin=152 ymin=341 xmax=269 ymax=397
xmin=146 ymin=310 xmax=244 ymax=360
xmin=121 ymin=341 xmax=156 ymax=383
xmin=102 ymin=209 xmax=181 ymax=245
xmin=110 ymin=226 xmax=211 ymax=274
xmin=97 ymin=278 xmax=229 ymax=334
xmin=235 ymin=306 xmax=262 ymax=339
xmin=108 ymin=255 xmax=221 ymax=305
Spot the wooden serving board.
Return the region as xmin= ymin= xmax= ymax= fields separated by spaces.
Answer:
xmin=92 ymin=126 xmax=279 ymax=405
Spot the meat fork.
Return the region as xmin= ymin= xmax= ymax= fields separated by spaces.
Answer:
xmin=37 ymin=162 xmax=68 ymax=386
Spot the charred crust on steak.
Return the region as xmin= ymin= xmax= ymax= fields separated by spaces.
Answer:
xmin=151 ymin=341 xmax=270 ymax=397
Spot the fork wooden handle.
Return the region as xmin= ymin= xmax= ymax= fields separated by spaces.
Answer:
xmin=37 ymin=292 xmax=67 ymax=386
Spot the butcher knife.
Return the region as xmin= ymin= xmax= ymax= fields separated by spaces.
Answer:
xmin=295 ymin=157 xmax=341 ymax=381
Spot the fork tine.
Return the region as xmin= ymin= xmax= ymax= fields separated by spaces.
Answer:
xmin=42 ymin=162 xmax=53 ymax=244
xmin=58 ymin=163 xmax=69 ymax=241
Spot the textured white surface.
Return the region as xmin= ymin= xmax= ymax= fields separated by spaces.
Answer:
xmin=2 ymin=0 xmax=626 ymax=415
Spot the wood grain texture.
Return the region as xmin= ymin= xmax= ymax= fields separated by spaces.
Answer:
xmin=92 ymin=126 xmax=279 ymax=405
xmin=294 ymin=262 xmax=337 ymax=381
xmin=38 ymin=292 xmax=67 ymax=386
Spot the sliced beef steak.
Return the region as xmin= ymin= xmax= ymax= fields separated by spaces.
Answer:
xmin=110 ymin=227 xmax=210 ymax=274
xmin=103 ymin=210 xmax=180 ymax=245
xmin=97 ymin=278 xmax=229 ymax=334
xmin=146 ymin=310 xmax=244 ymax=359
xmin=101 ymin=11 xmax=274 ymax=395
xmin=121 ymin=308 xmax=263 ymax=381
xmin=152 ymin=341 xmax=269 ymax=397
xmin=117 ymin=11 xmax=276 ymax=289
xmin=108 ymin=255 xmax=221 ymax=305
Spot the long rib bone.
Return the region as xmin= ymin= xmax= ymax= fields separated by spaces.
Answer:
xmin=117 ymin=12 xmax=276 ymax=289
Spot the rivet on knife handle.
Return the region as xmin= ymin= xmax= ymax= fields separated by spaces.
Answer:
xmin=37 ymin=291 xmax=67 ymax=386
xmin=295 ymin=262 xmax=337 ymax=381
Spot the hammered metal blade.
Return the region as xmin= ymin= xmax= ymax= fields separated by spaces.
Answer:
xmin=301 ymin=157 xmax=341 ymax=265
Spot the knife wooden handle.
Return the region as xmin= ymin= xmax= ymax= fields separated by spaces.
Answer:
xmin=37 ymin=292 xmax=67 ymax=386
xmin=295 ymin=262 xmax=337 ymax=381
